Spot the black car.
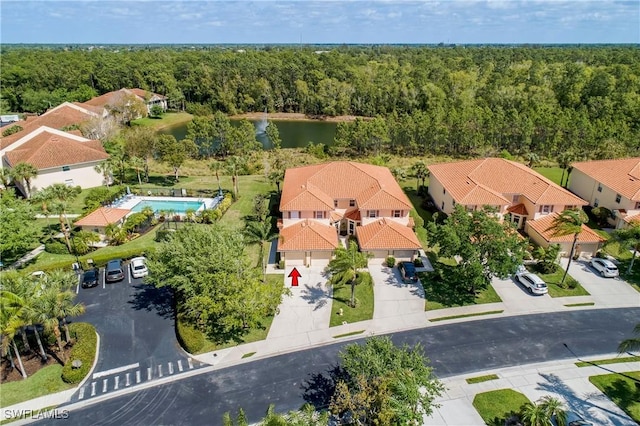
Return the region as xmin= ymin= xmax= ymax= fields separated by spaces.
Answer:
xmin=82 ymin=268 xmax=100 ymax=288
xmin=105 ymin=259 xmax=125 ymax=283
xmin=398 ymin=261 xmax=418 ymax=283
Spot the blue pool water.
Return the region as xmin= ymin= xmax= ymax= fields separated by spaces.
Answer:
xmin=131 ymin=199 xmax=204 ymax=214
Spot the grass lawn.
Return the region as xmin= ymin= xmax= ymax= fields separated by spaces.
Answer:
xmin=466 ymin=374 xmax=499 ymax=384
xmin=473 ymin=389 xmax=531 ymax=426
xmin=330 ymin=279 xmax=374 ymax=327
xmin=131 ymin=112 xmax=193 ymax=129
xmin=533 ymin=266 xmax=590 ymax=297
xmin=197 ymin=274 xmax=283 ymax=353
xmin=589 ymin=371 xmax=640 ymax=423
xmin=534 ymin=166 xmax=564 ymax=186
xmin=576 ymin=355 xmax=640 ymax=367
xmin=421 ymin=269 xmax=502 ymax=310
xmin=0 ymin=364 xmax=72 ymax=407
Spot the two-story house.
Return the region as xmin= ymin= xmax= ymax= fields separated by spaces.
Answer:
xmin=278 ymin=161 xmax=421 ymax=267
xmin=428 ymin=158 xmax=602 ymax=256
xmin=569 ymin=158 xmax=640 ymax=228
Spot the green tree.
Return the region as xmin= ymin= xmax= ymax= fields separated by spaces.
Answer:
xmin=129 ymin=156 xmax=145 ymax=187
xmin=618 ymin=323 xmax=640 ymax=353
xmin=225 ymin=155 xmax=245 ymax=200
xmin=244 ymin=218 xmax=277 ymax=280
xmin=557 ymin=151 xmax=575 ymax=188
xmin=427 ymin=206 xmax=527 ymax=294
xmin=123 ymin=126 xmax=156 ymax=182
xmin=520 ymin=396 xmax=566 ymax=426
xmin=209 ymin=160 xmax=223 ymax=192
xmin=150 ymin=104 xmax=164 ymax=118
xmin=410 ymin=161 xmax=428 ymax=191
xmin=545 ymin=209 xmax=588 ymax=286
xmin=330 ymin=336 xmax=444 ymax=425
xmin=156 ymin=134 xmax=196 ymax=182
xmin=0 ymin=167 xmax=12 ymax=188
xmin=327 ymin=241 xmax=372 ymax=308
xmin=611 ymin=222 xmax=640 ymax=274
xmin=0 ymin=189 xmax=39 ymax=261
xmin=265 ymin=121 xmax=282 ymax=150
xmin=94 ymin=161 xmax=113 ymax=187
xmin=47 ymin=183 xmax=82 ymax=252
xmin=525 ymin=152 xmax=540 ymax=168
xmin=72 ymin=230 xmax=100 ymax=255
xmin=10 ymin=162 xmax=38 ymax=198
xmin=0 ymin=288 xmax=28 ymax=378
xmin=105 ymin=223 xmax=127 ymax=245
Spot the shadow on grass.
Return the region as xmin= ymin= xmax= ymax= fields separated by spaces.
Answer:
xmin=420 ymin=268 xmax=478 ymax=307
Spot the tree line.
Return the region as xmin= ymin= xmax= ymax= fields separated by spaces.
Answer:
xmin=1 ymin=45 xmax=638 ymax=160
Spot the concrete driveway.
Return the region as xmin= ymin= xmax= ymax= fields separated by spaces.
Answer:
xmin=560 ymin=258 xmax=640 ymax=308
xmin=370 ymin=263 xmax=427 ymax=332
xmin=267 ymin=264 xmax=333 ymax=341
xmin=491 ymin=276 xmax=565 ymax=314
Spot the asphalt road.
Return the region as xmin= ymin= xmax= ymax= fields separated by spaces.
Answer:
xmin=52 ymin=307 xmax=640 ymax=426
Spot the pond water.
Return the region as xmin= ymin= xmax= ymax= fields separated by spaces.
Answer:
xmin=160 ymin=119 xmax=337 ymax=149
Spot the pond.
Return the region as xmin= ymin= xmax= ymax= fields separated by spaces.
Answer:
xmin=160 ymin=118 xmax=338 ymax=149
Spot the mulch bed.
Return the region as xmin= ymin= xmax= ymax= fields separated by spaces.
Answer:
xmin=1 ymin=345 xmax=73 ymax=384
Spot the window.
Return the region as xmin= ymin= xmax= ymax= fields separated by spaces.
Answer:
xmin=541 ymin=205 xmax=551 ymax=214
xmin=466 ymin=206 xmax=475 ymax=212
xmin=393 ymin=210 xmax=402 ymax=218
xmin=367 ymin=210 xmax=378 ymax=218
xmin=62 ymin=165 xmax=70 ymax=172
xmin=594 ymin=198 xmax=599 ymax=207
xmin=315 ymin=211 xmax=324 ymax=219
xmin=443 ymin=188 xmax=446 ymax=195
xmin=334 ymin=200 xmax=338 ymax=208
xmin=441 ymin=201 xmax=445 ymax=210
xmin=597 ymin=183 xmax=603 ymax=192
xmin=452 ymin=200 xmax=456 ymax=207
xmin=565 ymin=205 xmax=576 ymax=210
xmin=635 ymin=202 xmax=640 ymax=209
xmin=615 ymin=194 xmax=622 ymax=203
xmin=512 ymin=194 xmax=519 ymax=203
xmin=349 ymin=199 xmax=355 ymax=207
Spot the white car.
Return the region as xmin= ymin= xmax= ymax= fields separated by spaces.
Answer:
xmin=514 ymin=267 xmax=548 ymax=295
xmin=129 ymin=257 xmax=148 ymax=279
xmin=589 ymin=258 xmax=619 ymax=278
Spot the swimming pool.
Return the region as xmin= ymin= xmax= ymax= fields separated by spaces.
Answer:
xmin=130 ymin=199 xmax=204 ymax=214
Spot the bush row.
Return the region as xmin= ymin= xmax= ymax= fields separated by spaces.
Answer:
xmin=61 ymin=322 xmax=97 ymax=384
xmin=176 ymin=316 xmax=204 ymax=354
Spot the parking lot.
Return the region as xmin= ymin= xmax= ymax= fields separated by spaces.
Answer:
xmin=70 ymin=260 xmax=206 ymax=402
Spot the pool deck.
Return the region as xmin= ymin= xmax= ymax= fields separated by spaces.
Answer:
xmin=113 ymin=195 xmax=223 ymax=213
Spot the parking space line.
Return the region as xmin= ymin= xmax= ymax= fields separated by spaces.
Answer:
xmin=168 ymin=362 xmax=174 ymax=375
xmin=76 ymin=274 xmax=81 ymax=294
xmin=102 ymin=379 xmax=108 ymax=393
xmin=91 ymin=382 xmax=96 ymax=396
xmin=102 ymin=268 xmax=106 ymax=288
xmin=78 ymin=386 xmax=85 ymax=399
xmin=128 ymin=266 xmax=131 ymax=284
xmin=136 ymin=370 xmax=141 ymax=383
xmin=147 ymin=367 xmax=152 ymax=381
xmin=93 ymin=362 xmax=140 ymax=379
xmin=114 ymin=376 xmax=119 ymax=390
xmin=125 ymin=373 xmax=130 ymax=387
xmin=178 ymin=360 xmax=183 ymax=372
xmin=158 ymin=364 xmax=163 ymax=377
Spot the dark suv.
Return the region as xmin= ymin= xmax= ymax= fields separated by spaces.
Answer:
xmin=82 ymin=268 xmax=100 ymax=288
xmin=398 ymin=261 xmax=418 ymax=283
xmin=105 ymin=259 xmax=125 ymax=283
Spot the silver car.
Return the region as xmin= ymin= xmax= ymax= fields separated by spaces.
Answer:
xmin=589 ymin=258 xmax=619 ymax=278
xmin=515 ymin=268 xmax=549 ymax=295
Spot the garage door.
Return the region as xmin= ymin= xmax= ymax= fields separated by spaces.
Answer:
xmin=393 ymin=250 xmax=415 ymax=261
xmin=368 ymin=251 xmax=389 ymax=264
xmin=284 ymin=251 xmax=305 ymax=266
xmin=310 ymin=251 xmax=333 ymax=267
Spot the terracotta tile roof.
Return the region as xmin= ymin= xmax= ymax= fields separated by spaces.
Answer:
xmin=623 ymin=213 xmax=640 ymax=224
xmin=4 ymin=127 xmax=109 ymax=170
xmin=572 ymin=158 xmax=640 ymax=201
xmin=129 ymin=88 xmax=167 ymax=100
xmin=74 ymin=207 xmax=130 ymax=227
xmin=356 ymin=218 xmax=421 ymax=250
xmin=507 ymin=203 xmax=529 ymax=216
xmin=0 ymin=103 xmax=96 ymax=150
xmin=429 ymin=158 xmax=586 ymax=207
xmin=280 ymin=161 xmax=412 ymax=212
xmin=80 ymin=88 xmax=164 ymax=110
xmin=527 ymin=213 xmax=606 ymax=244
xmin=277 ymin=219 xmax=339 ymax=251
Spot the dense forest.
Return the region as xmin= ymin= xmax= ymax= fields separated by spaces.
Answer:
xmin=2 ymin=45 xmax=639 ymax=159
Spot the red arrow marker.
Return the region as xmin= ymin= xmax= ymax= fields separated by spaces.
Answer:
xmin=288 ymin=267 xmax=301 ymax=287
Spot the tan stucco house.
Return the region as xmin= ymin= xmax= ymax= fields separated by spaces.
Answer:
xmin=526 ymin=212 xmax=606 ymax=257
xmin=78 ymin=88 xmax=167 ymax=117
xmin=278 ymin=161 xmax=421 ymax=267
xmin=569 ymin=158 xmax=640 ymax=228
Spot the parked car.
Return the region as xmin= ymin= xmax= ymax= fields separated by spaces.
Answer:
xmin=82 ymin=268 xmax=100 ymax=288
xmin=105 ymin=259 xmax=125 ymax=283
xmin=398 ymin=261 xmax=418 ymax=283
xmin=589 ymin=258 xmax=619 ymax=278
xmin=514 ymin=268 xmax=548 ymax=295
xmin=130 ymin=257 xmax=148 ymax=279
xmin=551 ymin=411 xmax=593 ymax=426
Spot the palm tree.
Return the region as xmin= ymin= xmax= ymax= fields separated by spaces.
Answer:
xmin=48 ymin=183 xmax=81 ymax=252
xmin=39 ymin=280 xmax=84 ymax=362
xmin=538 ymin=395 xmax=567 ymax=426
xmin=244 ymin=218 xmax=278 ymax=280
xmin=209 ymin=160 xmax=223 ymax=193
xmin=525 ymin=152 xmax=540 ymax=168
xmin=31 ymin=187 xmax=54 ymax=231
xmin=105 ymin=223 xmax=127 ymax=245
xmin=557 ymin=151 xmax=575 ymax=188
xmin=0 ymin=290 xmax=28 ymax=378
xmin=130 ymin=156 xmax=145 ymax=187
xmin=327 ymin=241 xmax=372 ymax=308
xmin=0 ymin=167 xmax=12 ymax=189
xmin=390 ymin=167 xmax=406 ymax=182
xmin=611 ymin=223 xmax=640 ymax=274
xmin=618 ymin=323 xmax=640 ymax=353
xmin=10 ymin=162 xmax=38 ymax=198
xmin=225 ymin=156 xmax=244 ymax=200
xmin=94 ymin=161 xmax=113 ymax=187
xmin=520 ymin=401 xmax=548 ymax=426
xmin=545 ymin=209 xmax=588 ymax=287
xmin=410 ymin=161 xmax=429 ymax=191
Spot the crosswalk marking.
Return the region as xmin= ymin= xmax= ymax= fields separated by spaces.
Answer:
xmin=158 ymin=364 xmax=163 ymax=377
xmin=147 ymin=367 xmax=152 ymax=381
xmin=178 ymin=360 xmax=183 ymax=372
xmin=125 ymin=373 xmax=130 ymax=387
xmin=168 ymin=362 xmax=174 ymax=375
xmin=78 ymin=386 xmax=85 ymax=399
xmin=114 ymin=376 xmax=119 ymax=390
xmin=91 ymin=382 xmax=96 ymax=396
xmin=136 ymin=370 xmax=141 ymax=383
xmin=102 ymin=379 xmax=108 ymax=393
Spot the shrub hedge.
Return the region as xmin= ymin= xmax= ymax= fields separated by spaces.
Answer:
xmin=61 ymin=323 xmax=97 ymax=384
xmin=44 ymin=239 xmax=70 ymax=255
xmin=176 ymin=316 xmax=204 ymax=354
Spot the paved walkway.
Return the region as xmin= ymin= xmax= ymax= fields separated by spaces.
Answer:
xmin=426 ymin=355 xmax=639 ymax=426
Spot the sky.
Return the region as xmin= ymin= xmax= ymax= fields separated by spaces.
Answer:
xmin=1 ymin=0 xmax=638 ymax=45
